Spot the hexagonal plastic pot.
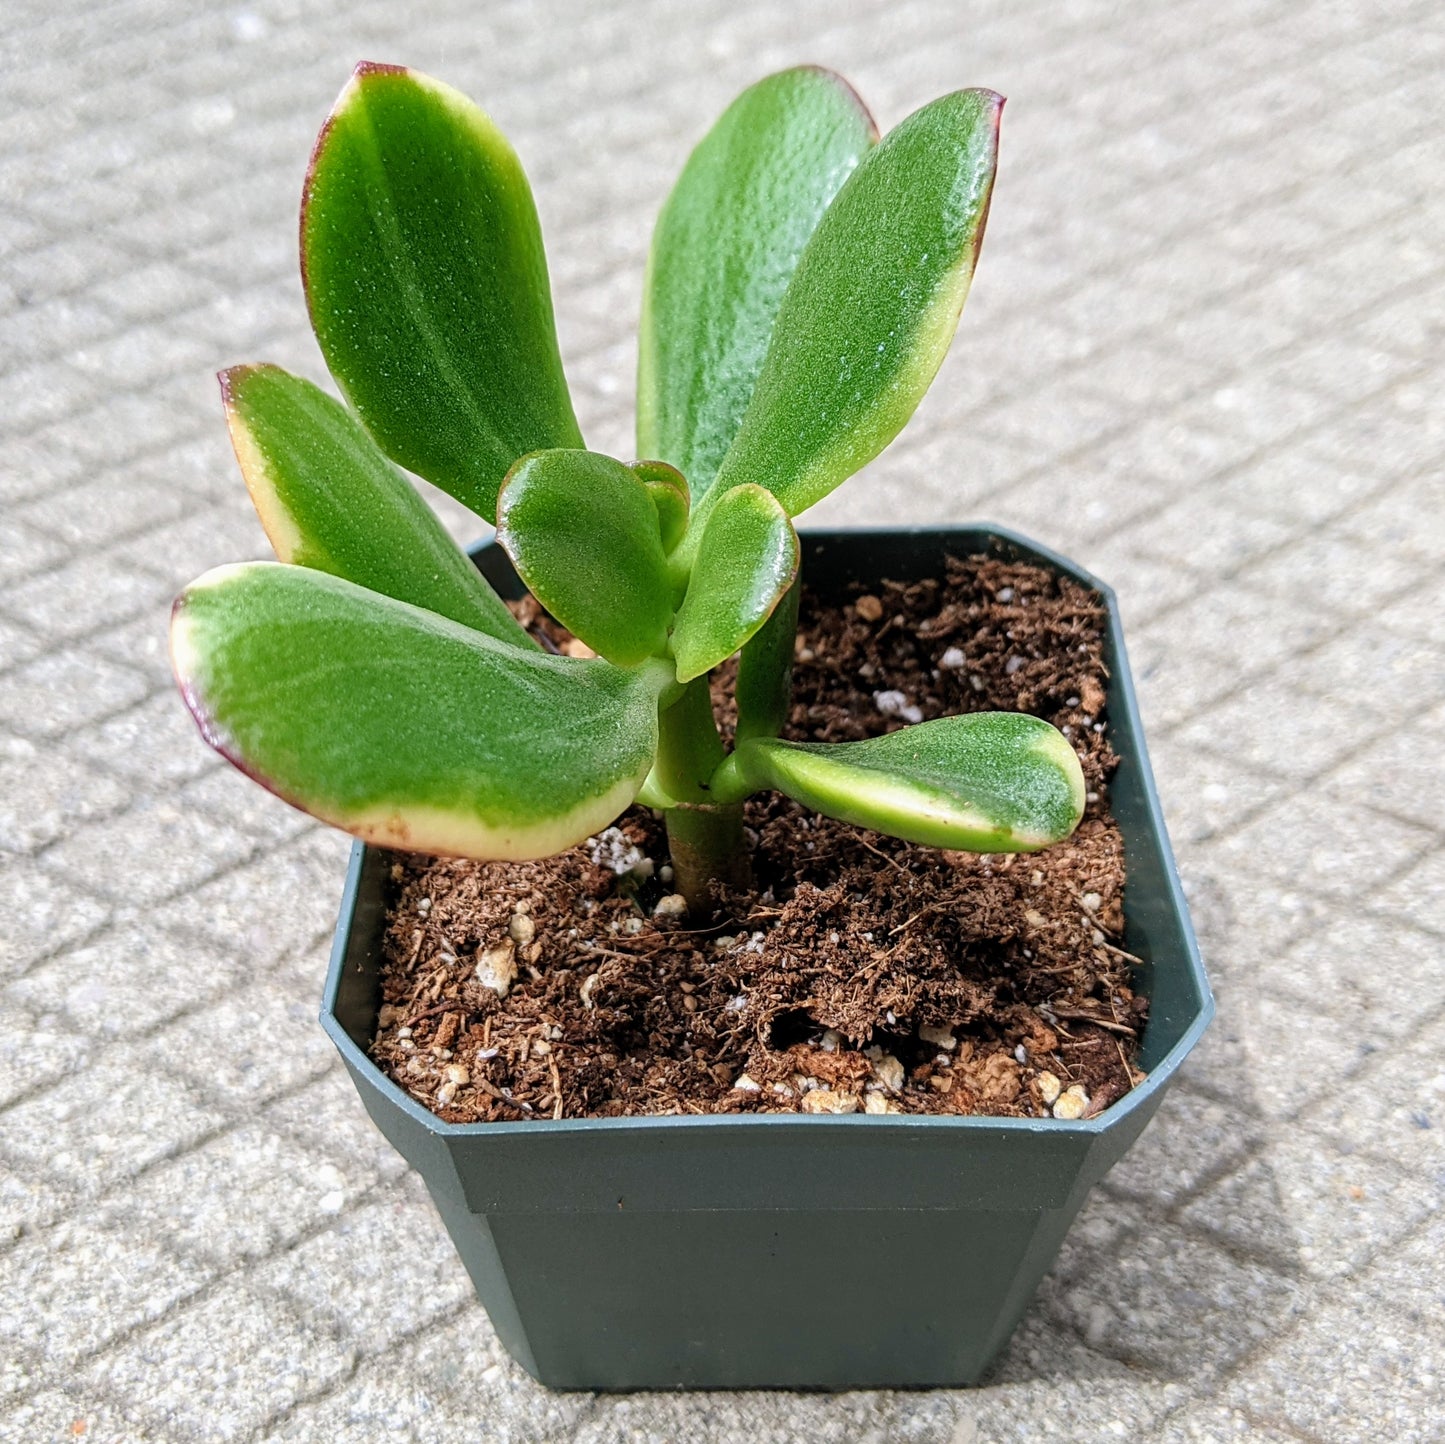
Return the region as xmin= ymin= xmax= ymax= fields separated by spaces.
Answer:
xmin=320 ymin=525 xmax=1213 ymax=1391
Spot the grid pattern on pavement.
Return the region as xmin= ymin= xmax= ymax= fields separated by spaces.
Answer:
xmin=1 ymin=0 xmax=1442 ymax=1440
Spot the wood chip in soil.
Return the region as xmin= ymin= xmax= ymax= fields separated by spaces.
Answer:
xmin=371 ymin=554 xmax=1146 ymax=1123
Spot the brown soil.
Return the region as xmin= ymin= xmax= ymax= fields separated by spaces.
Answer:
xmin=371 ymin=555 xmax=1145 ymax=1122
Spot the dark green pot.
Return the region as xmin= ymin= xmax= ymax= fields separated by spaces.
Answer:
xmin=320 ymin=526 xmax=1213 ymax=1390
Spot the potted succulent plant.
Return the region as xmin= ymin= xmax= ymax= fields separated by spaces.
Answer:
xmin=171 ymin=62 xmax=1212 ymax=1389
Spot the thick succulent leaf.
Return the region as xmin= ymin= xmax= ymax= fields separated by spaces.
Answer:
xmin=734 ymin=575 xmax=799 ymax=744
xmin=302 ymin=62 xmax=582 ymax=523
xmin=496 ymin=450 xmax=675 ymax=667
xmin=221 ymin=364 xmax=531 ymax=647
xmin=722 ymin=712 xmax=1085 ymax=852
xmin=633 ymin=460 xmax=690 ymax=555
xmin=638 ymin=66 xmax=876 ymax=498
xmin=170 ymin=563 xmax=667 ymax=859
xmin=704 ymin=88 xmax=1002 ymax=521
xmin=671 ymin=483 xmax=797 ymax=683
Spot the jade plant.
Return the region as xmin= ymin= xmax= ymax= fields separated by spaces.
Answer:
xmin=170 ymin=63 xmax=1087 ymax=913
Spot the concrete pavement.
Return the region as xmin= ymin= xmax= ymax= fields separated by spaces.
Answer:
xmin=2 ymin=0 xmax=1442 ymax=1439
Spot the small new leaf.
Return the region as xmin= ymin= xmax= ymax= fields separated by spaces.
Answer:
xmin=171 ymin=564 xmax=668 ymax=858
xmin=638 ymin=66 xmax=876 ymax=499
xmin=705 ymin=87 xmax=1001 ymax=520
xmin=302 ymin=63 xmax=582 ymax=523
xmin=633 ymin=460 xmax=690 ymax=556
xmin=671 ymin=484 xmax=798 ymax=683
xmin=221 ymin=364 xmax=531 ymax=646
xmin=496 ymin=450 xmax=676 ymax=667
xmin=722 ymin=712 xmax=1085 ymax=852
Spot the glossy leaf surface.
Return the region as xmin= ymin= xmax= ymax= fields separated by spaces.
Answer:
xmin=496 ymin=450 xmax=675 ymax=667
xmin=671 ymin=483 xmax=797 ymax=683
xmin=722 ymin=711 xmax=1085 ymax=852
xmin=638 ymin=66 xmax=876 ymax=499
xmin=221 ymin=364 xmax=530 ymax=646
xmin=704 ymin=88 xmax=1001 ymax=521
xmin=171 ymin=563 xmax=667 ymax=858
xmin=302 ymin=63 xmax=582 ymax=523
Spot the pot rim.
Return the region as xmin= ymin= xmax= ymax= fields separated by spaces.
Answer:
xmin=320 ymin=522 xmax=1214 ymax=1142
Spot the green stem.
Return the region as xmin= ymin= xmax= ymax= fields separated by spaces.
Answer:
xmin=655 ymin=676 xmax=749 ymax=913
xmin=735 ymin=574 xmax=799 ymax=743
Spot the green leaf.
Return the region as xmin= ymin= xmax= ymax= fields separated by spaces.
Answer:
xmin=301 ymin=63 xmax=582 ymax=524
xmin=718 ymin=712 xmax=1085 ymax=852
xmin=220 ymin=364 xmax=532 ymax=647
xmin=734 ymin=575 xmax=798 ymax=743
xmin=633 ymin=460 xmax=690 ymax=555
xmin=495 ymin=450 xmax=675 ymax=668
xmin=638 ymin=66 xmax=876 ymax=499
xmin=671 ymin=483 xmax=797 ymax=684
xmin=703 ymin=87 xmax=1002 ymax=521
xmin=170 ymin=563 xmax=668 ymax=859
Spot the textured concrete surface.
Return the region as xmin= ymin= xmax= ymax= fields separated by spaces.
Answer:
xmin=1 ymin=0 xmax=1441 ymax=1440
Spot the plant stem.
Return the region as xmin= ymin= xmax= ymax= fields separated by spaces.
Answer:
xmin=655 ymin=676 xmax=749 ymax=913
xmin=665 ymin=804 xmax=748 ymax=915
xmin=735 ymin=575 xmax=799 ymax=744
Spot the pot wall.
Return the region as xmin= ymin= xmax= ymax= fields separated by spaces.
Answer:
xmin=321 ymin=526 xmax=1213 ymax=1389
